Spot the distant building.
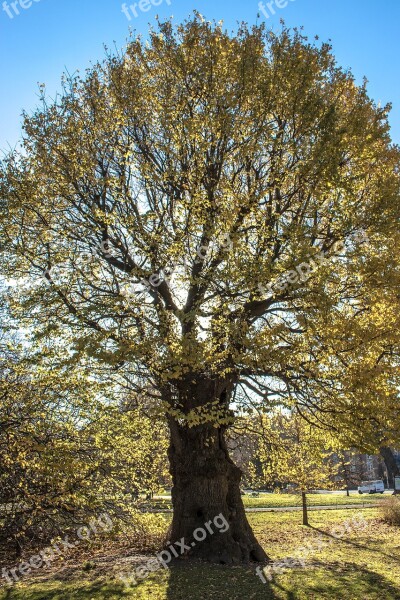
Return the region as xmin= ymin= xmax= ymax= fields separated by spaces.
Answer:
xmin=347 ymin=450 xmax=400 ymax=488
xmin=392 ymin=449 xmax=400 ymax=468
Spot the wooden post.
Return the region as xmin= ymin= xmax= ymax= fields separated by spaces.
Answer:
xmin=302 ymin=491 xmax=309 ymax=526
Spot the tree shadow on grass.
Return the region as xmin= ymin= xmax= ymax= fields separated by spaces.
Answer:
xmin=165 ymin=561 xmax=279 ymax=600
xmin=309 ymin=525 xmax=400 ymax=565
xmin=164 ymin=558 xmax=400 ymax=600
xmin=0 ymin=579 xmax=129 ymax=600
xmin=289 ymin=561 xmax=400 ymax=600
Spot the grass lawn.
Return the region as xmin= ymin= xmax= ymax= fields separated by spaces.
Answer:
xmin=1 ymin=508 xmax=399 ymax=599
xmin=242 ymin=492 xmax=386 ymax=509
xmin=145 ymin=492 xmax=386 ymax=511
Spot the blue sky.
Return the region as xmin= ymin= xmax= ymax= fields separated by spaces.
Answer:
xmin=0 ymin=0 xmax=399 ymax=151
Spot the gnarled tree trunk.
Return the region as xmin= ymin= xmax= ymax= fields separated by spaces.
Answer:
xmin=301 ymin=491 xmax=309 ymax=526
xmin=380 ymin=447 xmax=400 ymax=493
xmin=167 ymin=417 xmax=268 ymax=564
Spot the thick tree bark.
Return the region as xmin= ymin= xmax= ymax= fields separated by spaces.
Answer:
xmin=380 ymin=447 xmax=400 ymax=493
xmin=302 ymin=492 xmax=309 ymax=526
xmin=167 ymin=418 xmax=269 ymax=564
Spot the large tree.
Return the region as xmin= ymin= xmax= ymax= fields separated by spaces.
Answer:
xmin=1 ymin=16 xmax=400 ymax=563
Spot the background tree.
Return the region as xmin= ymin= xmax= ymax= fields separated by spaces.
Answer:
xmin=227 ymin=417 xmax=265 ymax=490
xmin=336 ymin=451 xmax=366 ymax=496
xmin=380 ymin=447 xmax=400 ymax=492
xmin=257 ymin=411 xmax=339 ymax=525
xmin=1 ymin=15 xmax=400 ymax=562
xmin=0 ymin=342 xmax=168 ymax=556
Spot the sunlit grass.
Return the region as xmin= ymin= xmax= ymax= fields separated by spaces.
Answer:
xmin=243 ymin=492 xmax=385 ymax=509
xmin=1 ymin=508 xmax=399 ymax=599
xmin=146 ymin=492 xmax=386 ymax=511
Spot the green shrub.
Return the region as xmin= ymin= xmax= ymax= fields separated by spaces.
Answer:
xmin=380 ymin=496 xmax=400 ymax=525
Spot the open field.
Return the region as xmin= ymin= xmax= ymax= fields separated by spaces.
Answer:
xmin=242 ymin=492 xmax=388 ymax=509
xmin=144 ymin=492 xmax=389 ymax=512
xmin=1 ymin=507 xmax=399 ymax=599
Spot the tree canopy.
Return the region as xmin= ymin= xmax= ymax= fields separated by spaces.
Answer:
xmin=1 ymin=14 xmax=400 ymax=562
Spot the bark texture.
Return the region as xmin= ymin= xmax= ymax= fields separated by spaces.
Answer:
xmin=302 ymin=491 xmax=309 ymax=526
xmin=167 ymin=417 xmax=269 ymax=564
xmin=380 ymin=447 xmax=400 ymax=493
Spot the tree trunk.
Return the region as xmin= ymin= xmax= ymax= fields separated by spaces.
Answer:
xmin=167 ymin=418 xmax=269 ymax=564
xmin=380 ymin=447 xmax=400 ymax=493
xmin=346 ymin=487 xmax=350 ymax=497
xmin=302 ymin=491 xmax=309 ymax=526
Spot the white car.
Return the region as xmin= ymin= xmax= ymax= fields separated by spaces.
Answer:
xmin=358 ymin=480 xmax=385 ymax=494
